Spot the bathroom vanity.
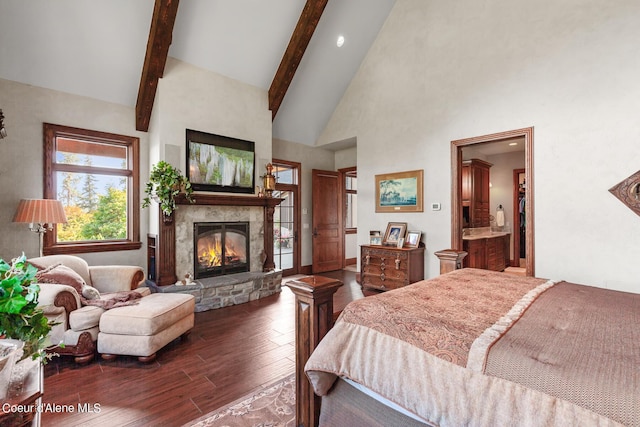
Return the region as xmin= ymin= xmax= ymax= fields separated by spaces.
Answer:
xmin=462 ymin=229 xmax=510 ymax=271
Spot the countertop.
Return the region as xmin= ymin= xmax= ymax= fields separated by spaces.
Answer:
xmin=462 ymin=230 xmax=511 ymax=240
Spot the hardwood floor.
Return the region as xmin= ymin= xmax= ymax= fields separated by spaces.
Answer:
xmin=41 ymin=269 xmax=364 ymax=426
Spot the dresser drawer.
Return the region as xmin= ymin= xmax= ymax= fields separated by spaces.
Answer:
xmin=361 ymin=273 xmax=406 ymax=291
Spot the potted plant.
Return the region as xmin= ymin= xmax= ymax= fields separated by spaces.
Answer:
xmin=0 ymin=254 xmax=54 ymax=363
xmin=142 ymin=161 xmax=195 ymax=222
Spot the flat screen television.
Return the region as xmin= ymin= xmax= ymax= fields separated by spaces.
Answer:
xmin=186 ymin=129 xmax=255 ymax=194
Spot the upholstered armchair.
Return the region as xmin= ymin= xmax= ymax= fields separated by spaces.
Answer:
xmin=28 ymin=255 xmax=146 ymax=364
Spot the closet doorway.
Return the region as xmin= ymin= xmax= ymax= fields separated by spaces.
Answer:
xmin=513 ymin=169 xmax=526 ymax=267
xmin=451 ymin=127 xmax=535 ymax=276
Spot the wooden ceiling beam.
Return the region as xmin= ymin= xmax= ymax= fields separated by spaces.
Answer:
xmin=136 ymin=0 xmax=180 ymax=132
xmin=269 ymin=0 xmax=328 ymax=120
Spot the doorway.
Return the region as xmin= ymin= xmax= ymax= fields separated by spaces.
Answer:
xmin=513 ymin=169 xmax=526 ymax=267
xmin=451 ymin=127 xmax=535 ymax=276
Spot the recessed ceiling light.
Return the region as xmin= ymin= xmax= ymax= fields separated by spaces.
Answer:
xmin=336 ymin=35 xmax=345 ymax=47
xmin=509 ymin=142 xmax=518 ymax=146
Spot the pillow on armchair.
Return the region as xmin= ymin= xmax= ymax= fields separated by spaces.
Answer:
xmin=35 ymin=264 xmax=86 ymax=294
xmin=34 ymin=264 xmax=100 ymax=300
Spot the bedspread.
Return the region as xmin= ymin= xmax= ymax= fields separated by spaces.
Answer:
xmin=305 ymin=268 xmax=630 ymax=426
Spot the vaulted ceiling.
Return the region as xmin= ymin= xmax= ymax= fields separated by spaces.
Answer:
xmin=0 ymin=0 xmax=395 ymax=146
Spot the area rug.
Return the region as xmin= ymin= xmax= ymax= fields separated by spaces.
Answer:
xmin=184 ymin=374 xmax=296 ymax=427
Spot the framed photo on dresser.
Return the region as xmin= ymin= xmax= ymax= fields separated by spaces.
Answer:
xmin=404 ymin=230 xmax=422 ymax=248
xmin=369 ymin=230 xmax=382 ymax=245
xmin=383 ymin=222 xmax=407 ymax=246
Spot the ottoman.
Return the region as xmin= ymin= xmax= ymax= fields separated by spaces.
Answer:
xmin=97 ymin=293 xmax=195 ymax=362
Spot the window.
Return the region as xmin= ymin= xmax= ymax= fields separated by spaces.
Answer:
xmin=343 ymin=168 xmax=357 ymax=232
xmin=272 ymin=162 xmax=298 ymax=185
xmin=43 ymin=123 xmax=141 ymax=254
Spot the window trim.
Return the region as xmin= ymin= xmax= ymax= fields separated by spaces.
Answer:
xmin=43 ymin=123 xmax=141 ymax=254
xmin=340 ymin=167 xmax=357 ymax=234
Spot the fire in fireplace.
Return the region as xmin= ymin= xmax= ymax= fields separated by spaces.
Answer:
xmin=193 ymin=222 xmax=250 ymax=279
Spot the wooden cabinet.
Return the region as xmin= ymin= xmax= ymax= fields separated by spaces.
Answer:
xmin=486 ymin=235 xmax=508 ymax=271
xmin=462 ymin=159 xmax=492 ymax=228
xmin=464 ymin=238 xmax=486 ymax=269
xmin=463 ymin=234 xmax=510 ymax=271
xmin=361 ymin=245 xmax=424 ymax=291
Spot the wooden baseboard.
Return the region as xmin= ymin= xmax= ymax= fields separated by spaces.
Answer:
xmin=300 ymin=265 xmax=313 ymax=275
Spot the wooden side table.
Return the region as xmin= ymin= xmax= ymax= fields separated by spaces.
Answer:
xmin=0 ymin=359 xmax=43 ymax=427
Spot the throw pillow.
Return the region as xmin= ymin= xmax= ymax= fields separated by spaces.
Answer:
xmin=81 ymin=285 xmax=101 ymax=300
xmin=36 ymin=264 xmax=86 ymax=294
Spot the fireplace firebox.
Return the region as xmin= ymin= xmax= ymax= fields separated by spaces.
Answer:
xmin=193 ymin=222 xmax=250 ymax=279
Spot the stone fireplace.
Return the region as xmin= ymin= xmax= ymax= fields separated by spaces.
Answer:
xmin=148 ymin=194 xmax=283 ymax=312
xmin=174 ymin=204 xmax=264 ymax=279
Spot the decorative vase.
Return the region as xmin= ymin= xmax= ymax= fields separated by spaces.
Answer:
xmin=0 ymin=339 xmax=24 ymax=399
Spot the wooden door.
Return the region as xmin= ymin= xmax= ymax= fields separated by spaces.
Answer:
xmin=312 ymin=169 xmax=343 ymax=273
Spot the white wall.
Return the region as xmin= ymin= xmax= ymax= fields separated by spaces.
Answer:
xmin=0 ymin=77 xmax=149 ymax=267
xmin=317 ymin=0 xmax=640 ymax=292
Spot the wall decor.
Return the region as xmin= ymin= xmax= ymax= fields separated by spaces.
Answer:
xmin=609 ymin=169 xmax=640 ymax=217
xmin=383 ymin=222 xmax=407 ymax=246
xmin=404 ymin=230 xmax=422 ymax=248
xmin=369 ymin=230 xmax=382 ymax=245
xmin=375 ymin=170 xmax=424 ymax=212
xmin=186 ymin=129 xmax=255 ymax=194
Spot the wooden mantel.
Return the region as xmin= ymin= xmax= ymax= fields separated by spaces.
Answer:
xmin=175 ymin=193 xmax=283 ymax=208
xmin=152 ymin=193 xmax=283 ymax=286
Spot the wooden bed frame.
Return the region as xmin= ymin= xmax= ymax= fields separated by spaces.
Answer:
xmin=286 ymin=276 xmax=343 ymax=427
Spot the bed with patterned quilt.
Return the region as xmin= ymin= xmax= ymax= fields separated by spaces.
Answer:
xmin=304 ymin=268 xmax=639 ymax=427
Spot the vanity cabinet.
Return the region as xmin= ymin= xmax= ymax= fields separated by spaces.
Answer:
xmin=463 ymin=234 xmax=510 ymax=271
xmin=360 ymin=245 xmax=424 ymax=291
xmin=462 ymin=159 xmax=492 ymax=228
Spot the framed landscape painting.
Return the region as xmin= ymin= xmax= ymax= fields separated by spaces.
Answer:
xmin=375 ymin=170 xmax=424 ymax=212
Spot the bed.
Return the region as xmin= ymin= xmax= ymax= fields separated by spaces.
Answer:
xmin=290 ymin=268 xmax=639 ymax=427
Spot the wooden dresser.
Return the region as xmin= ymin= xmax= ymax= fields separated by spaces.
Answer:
xmin=360 ymin=245 xmax=424 ymax=291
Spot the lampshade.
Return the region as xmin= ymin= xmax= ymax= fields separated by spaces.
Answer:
xmin=13 ymin=199 xmax=67 ymax=225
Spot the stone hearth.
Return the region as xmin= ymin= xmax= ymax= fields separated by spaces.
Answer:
xmin=155 ymin=270 xmax=282 ymax=312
